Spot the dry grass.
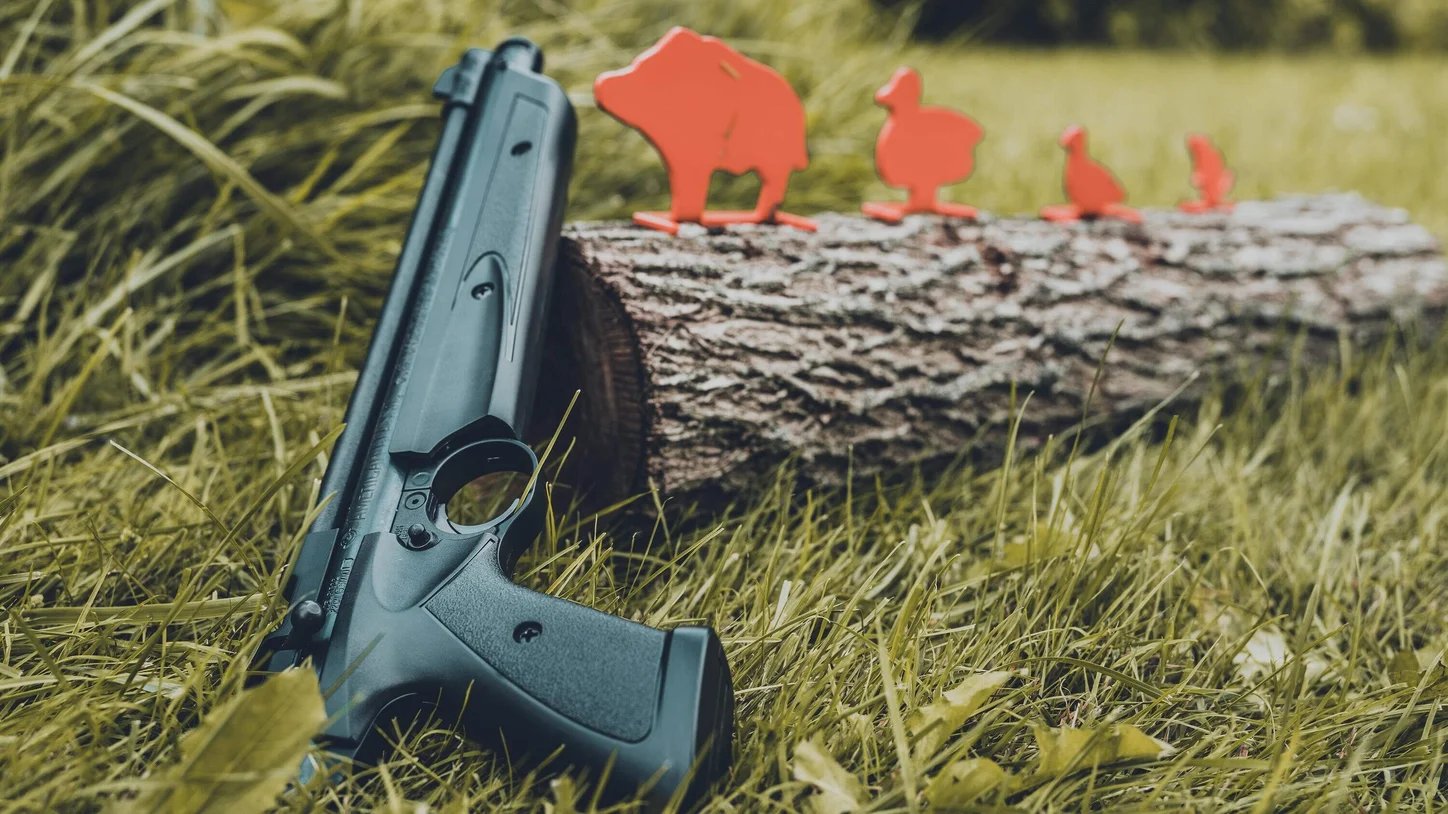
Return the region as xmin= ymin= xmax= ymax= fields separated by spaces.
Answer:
xmin=1 ymin=1 xmax=1445 ymax=811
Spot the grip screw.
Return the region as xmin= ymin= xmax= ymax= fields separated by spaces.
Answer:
xmin=513 ymin=620 xmax=543 ymax=643
xmin=401 ymin=523 xmax=433 ymax=550
xmin=291 ymin=600 xmax=324 ymax=635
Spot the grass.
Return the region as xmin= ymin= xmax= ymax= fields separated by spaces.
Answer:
xmin=1 ymin=0 xmax=1446 ymax=811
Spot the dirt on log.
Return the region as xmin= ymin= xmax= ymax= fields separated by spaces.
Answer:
xmin=533 ymin=194 xmax=1448 ymax=509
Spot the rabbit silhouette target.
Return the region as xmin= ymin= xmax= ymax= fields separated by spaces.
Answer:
xmin=594 ymin=27 xmax=816 ymax=234
xmin=1181 ymin=133 xmax=1235 ymax=213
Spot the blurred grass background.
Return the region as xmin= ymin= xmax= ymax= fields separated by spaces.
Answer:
xmin=1 ymin=0 xmax=1446 ymax=811
xmin=900 ymin=0 xmax=1448 ymax=52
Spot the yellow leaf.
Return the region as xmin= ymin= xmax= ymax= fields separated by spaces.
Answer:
xmin=116 ymin=668 xmax=325 ymax=814
xmin=1113 ymin=724 xmax=1173 ymax=760
xmin=969 ymin=522 xmax=1088 ymax=576
xmin=792 ymin=738 xmax=865 ymax=814
xmin=1032 ymin=723 xmax=1174 ymax=778
xmin=909 ymin=671 xmax=1012 ymax=758
xmin=1003 ymin=522 xmax=1081 ymax=566
xmin=1033 ymin=725 xmax=1092 ymax=776
xmin=219 ymin=0 xmax=271 ymax=27
xmin=923 ymin=757 xmax=1010 ymax=807
xmin=545 ymin=774 xmax=581 ymax=814
xmin=1234 ymin=626 xmax=1290 ymax=682
xmin=1389 ymin=649 xmax=1421 ymax=686
xmin=1417 ymin=644 xmax=1447 ymax=669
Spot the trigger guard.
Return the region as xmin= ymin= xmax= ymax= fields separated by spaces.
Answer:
xmin=372 ymin=438 xmax=543 ymax=611
xmin=430 ymin=437 xmax=537 ymax=535
xmin=395 ymin=437 xmax=539 ymax=543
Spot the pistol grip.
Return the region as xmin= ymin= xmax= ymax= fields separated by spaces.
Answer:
xmin=325 ymin=535 xmax=732 ymax=808
xmin=437 ymin=541 xmax=732 ymax=796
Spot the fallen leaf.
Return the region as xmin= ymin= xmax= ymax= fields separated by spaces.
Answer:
xmin=909 ymin=671 xmax=1012 ymax=758
xmin=1032 ymin=723 xmax=1174 ymax=777
xmin=1196 ymin=596 xmax=1333 ymax=688
xmin=1112 ymin=724 xmax=1174 ymax=759
xmin=1233 ymin=626 xmax=1289 ymax=682
xmin=1390 ymin=649 xmax=1421 ymax=686
xmin=1418 ymin=650 xmax=1447 ymax=671
xmin=116 ymin=668 xmax=325 ymax=814
xmin=219 ymin=0 xmax=270 ymax=26
xmin=1302 ymin=650 xmax=1333 ymax=684
xmin=544 ymin=774 xmax=580 ymax=814
xmin=792 ymin=738 xmax=865 ymax=814
xmin=1414 ymin=635 xmax=1448 ymax=671
xmin=1007 ymin=521 xmax=1092 ymax=565
xmin=969 ymin=521 xmax=1096 ymax=577
xmin=923 ymin=757 xmax=1010 ymax=807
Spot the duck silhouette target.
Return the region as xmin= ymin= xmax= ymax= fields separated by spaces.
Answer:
xmin=862 ymin=67 xmax=984 ymax=223
xmin=1040 ymin=125 xmax=1142 ymax=223
xmin=594 ymin=27 xmax=816 ymax=234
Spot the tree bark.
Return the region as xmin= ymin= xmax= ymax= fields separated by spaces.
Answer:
xmin=533 ymin=194 xmax=1448 ymax=510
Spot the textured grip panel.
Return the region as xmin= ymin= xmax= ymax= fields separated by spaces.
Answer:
xmin=426 ymin=543 xmax=666 ymax=742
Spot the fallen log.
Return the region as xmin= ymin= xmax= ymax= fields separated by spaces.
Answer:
xmin=532 ymin=194 xmax=1448 ymax=509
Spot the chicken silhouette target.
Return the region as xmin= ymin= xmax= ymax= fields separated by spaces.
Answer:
xmin=593 ymin=27 xmax=816 ymax=234
xmin=1180 ymin=133 xmax=1235 ymax=213
xmin=862 ymin=67 xmax=984 ymax=223
xmin=1040 ymin=125 xmax=1142 ymax=223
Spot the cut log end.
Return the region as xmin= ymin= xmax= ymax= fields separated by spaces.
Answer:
xmin=534 ymin=241 xmax=651 ymax=505
xmin=535 ymin=195 xmax=1448 ymax=510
